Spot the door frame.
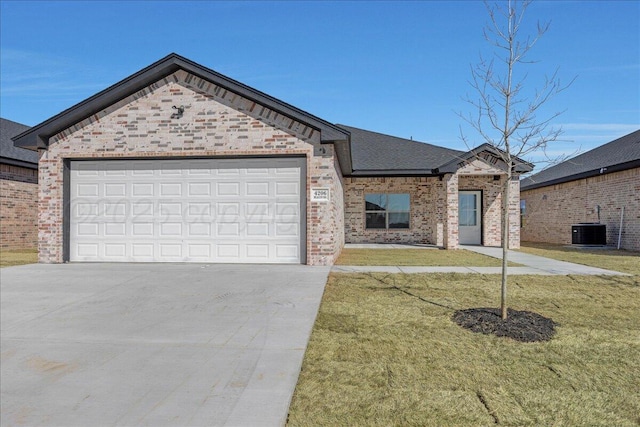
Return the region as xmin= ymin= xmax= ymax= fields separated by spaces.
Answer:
xmin=458 ymin=190 xmax=483 ymax=245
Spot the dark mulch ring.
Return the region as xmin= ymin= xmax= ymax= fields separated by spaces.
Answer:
xmin=452 ymin=308 xmax=557 ymax=342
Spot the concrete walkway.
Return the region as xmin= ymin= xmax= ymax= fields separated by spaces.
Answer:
xmin=333 ymin=244 xmax=628 ymax=276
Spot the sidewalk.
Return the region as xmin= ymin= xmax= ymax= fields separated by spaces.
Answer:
xmin=332 ymin=245 xmax=629 ymax=276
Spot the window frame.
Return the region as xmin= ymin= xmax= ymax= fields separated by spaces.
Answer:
xmin=364 ymin=193 xmax=411 ymax=230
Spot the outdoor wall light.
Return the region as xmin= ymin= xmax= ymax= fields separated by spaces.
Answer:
xmin=171 ymin=105 xmax=184 ymax=119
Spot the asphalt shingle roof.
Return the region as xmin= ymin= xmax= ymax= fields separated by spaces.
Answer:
xmin=0 ymin=118 xmax=37 ymax=167
xmin=520 ymin=129 xmax=640 ymax=190
xmin=337 ymin=124 xmax=464 ymax=175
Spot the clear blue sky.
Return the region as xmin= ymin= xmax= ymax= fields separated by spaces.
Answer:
xmin=1 ymin=1 xmax=638 ymax=163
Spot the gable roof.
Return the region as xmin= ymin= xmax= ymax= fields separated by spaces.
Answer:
xmin=8 ymin=52 xmax=534 ymax=178
xmin=337 ymin=124 xmax=464 ymax=176
xmin=436 ymin=143 xmax=534 ymax=174
xmin=337 ymin=124 xmax=533 ymax=176
xmin=0 ymin=118 xmax=37 ymax=168
xmin=521 ymin=129 xmax=640 ymax=191
xmin=12 ymin=53 xmax=350 ymax=151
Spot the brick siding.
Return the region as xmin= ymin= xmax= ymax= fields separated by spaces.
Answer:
xmin=521 ymin=167 xmax=640 ymax=251
xmin=344 ymin=166 xmax=521 ymax=248
xmin=1 ymin=164 xmax=38 ymax=249
xmin=38 ymin=70 xmax=344 ymax=265
xmin=344 ymin=176 xmax=440 ymax=245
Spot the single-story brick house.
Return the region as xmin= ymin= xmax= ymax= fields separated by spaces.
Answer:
xmin=13 ymin=53 xmax=531 ymax=265
xmin=520 ymin=129 xmax=640 ymax=251
xmin=1 ymin=118 xmax=38 ymax=249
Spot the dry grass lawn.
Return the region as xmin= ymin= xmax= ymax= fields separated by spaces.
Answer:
xmin=0 ymin=249 xmax=38 ymax=268
xmin=335 ymin=248 xmax=518 ymax=266
xmin=519 ymin=242 xmax=640 ymax=275
xmin=289 ymin=254 xmax=640 ymax=425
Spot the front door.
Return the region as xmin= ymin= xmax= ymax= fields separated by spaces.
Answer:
xmin=459 ymin=191 xmax=482 ymax=245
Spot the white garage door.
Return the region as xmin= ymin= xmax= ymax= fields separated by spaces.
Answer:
xmin=70 ymin=158 xmax=305 ymax=263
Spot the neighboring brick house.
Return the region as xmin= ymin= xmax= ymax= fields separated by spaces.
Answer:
xmin=520 ymin=130 xmax=640 ymax=251
xmin=1 ymin=118 xmax=38 ymax=249
xmin=13 ymin=53 xmax=531 ymax=265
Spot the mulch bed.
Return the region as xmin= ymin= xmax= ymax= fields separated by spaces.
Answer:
xmin=452 ymin=308 xmax=556 ymax=342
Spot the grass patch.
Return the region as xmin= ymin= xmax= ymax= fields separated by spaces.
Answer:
xmin=335 ymin=248 xmax=519 ymax=266
xmin=288 ymin=272 xmax=640 ymax=426
xmin=0 ymin=248 xmax=38 ymax=268
xmin=519 ymin=242 xmax=640 ymax=275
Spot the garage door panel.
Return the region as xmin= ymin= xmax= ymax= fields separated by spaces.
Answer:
xmin=218 ymin=223 xmax=240 ymax=236
xmin=246 ymin=182 xmax=269 ymax=196
xmin=76 ymin=223 xmax=98 ymax=237
xmin=276 ymin=223 xmax=299 ymax=236
xmin=70 ymin=158 xmax=303 ymax=263
xmin=76 ymin=243 xmax=99 ymax=258
xmin=188 ymin=244 xmax=211 ymax=258
xmin=104 ymin=183 xmax=126 ymax=197
xmin=132 ymin=202 xmax=154 ymax=217
xmin=77 ymin=183 xmax=99 ymax=197
xmin=104 ymin=243 xmax=126 ymax=257
xmin=132 ymin=222 xmax=154 ymax=236
xmin=159 ymin=202 xmax=182 ymax=216
xmin=246 ymin=223 xmax=269 ymax=237
xmin=187 ymin=202 xmax=212 ymax=217
xmin=275 ymin=182 xmax=298 ymax=196
xmin=132 ymin=183 xmax=154 ymax=196
xmin=217 ymin=244 xmax=240 ymax=258
xmin=217 ymin=182 xmax=240 ymax=196
xmin=186 ymin=182 xmax=210 ymax=196
xmin=131 ymin=243 xmax=153 ymax=257
xmin=159 ymin=182 xmax=182 ymax=196
xmin=104 ymin=223 xmax=126 ymax=236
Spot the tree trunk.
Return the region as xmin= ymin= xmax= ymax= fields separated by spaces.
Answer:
xmin=501 ymin=174 xmax=510 ymax=320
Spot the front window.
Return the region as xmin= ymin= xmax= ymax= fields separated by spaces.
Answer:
xmin=365 ymin=193 xmax=410 ymax=229
xmin=520 ymin=199 xmax=526 ymax=227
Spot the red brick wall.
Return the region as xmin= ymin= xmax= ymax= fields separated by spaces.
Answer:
xmin=0 ymin=164 xmax=38 ymax=249
xmin=521 ymin=167 xmax=640 ymax=251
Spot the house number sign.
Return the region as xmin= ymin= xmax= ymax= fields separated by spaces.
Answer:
xmin=311 ymin=188 xmax=330 ymax=202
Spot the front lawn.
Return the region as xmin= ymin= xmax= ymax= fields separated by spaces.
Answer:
xmin=288 ymin=270 xmax=640 ymax=426
xmin=519 ymin=242 xmax=640 ymax=275
xmin=335 ymin=248 xmax=516 ymax=266
xmin=0 ymin=249 xmax=38 ymax=268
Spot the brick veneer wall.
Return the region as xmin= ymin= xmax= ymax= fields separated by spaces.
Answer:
xmin=521 ymin=167 xmax=640 ymax=251
xmin=38 ymin=70 xmax=344 ymax=265
xmin=344 ymin=176 xmax=440 ymax=245
xmin=0 ymin=164 xmax=38 ymax=249
xmin=456 ymin=158 xmax=521 ymax=248
xmin=458 ymin=175 xmax=521 ymax=248
xmin=343 ymin=172 xmax=521 ymax=248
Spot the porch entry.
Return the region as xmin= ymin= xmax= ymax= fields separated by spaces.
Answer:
xmin=459 ymin=190 xmax=482 ymax=245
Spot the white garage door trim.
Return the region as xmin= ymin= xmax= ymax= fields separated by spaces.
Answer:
xmin=69 ymin=157 xmax=306 ymax=264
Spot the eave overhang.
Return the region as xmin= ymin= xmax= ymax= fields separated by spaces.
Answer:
xmin=521 ymin=158 xmax=640 ymax=191
xmin=0 ymin=157 xmax=38 ymax=170
xmin=348 ymin=169 xmax=439 ymax=177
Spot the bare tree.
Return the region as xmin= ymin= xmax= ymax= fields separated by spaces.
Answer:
xmin=459 ymin=0 xmax=573 ymax=320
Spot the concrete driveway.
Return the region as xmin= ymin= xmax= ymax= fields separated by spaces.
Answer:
xmin=1 ymin=263 xmax=329 ymax=427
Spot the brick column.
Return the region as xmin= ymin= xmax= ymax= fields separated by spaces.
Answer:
xmin=443 ymin=174 xmax=459 ymax=249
